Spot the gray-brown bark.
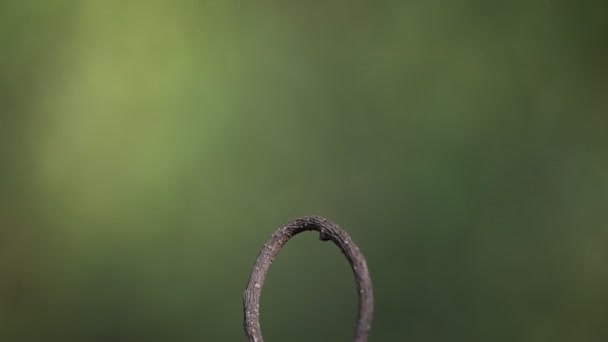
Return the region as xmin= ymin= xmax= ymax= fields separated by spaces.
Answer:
xmin=243 ymin=215 xmax=374 ymax=342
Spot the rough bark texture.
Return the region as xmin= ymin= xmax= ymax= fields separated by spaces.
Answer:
xmin=243 ymin=215 xmax=374 ymax=342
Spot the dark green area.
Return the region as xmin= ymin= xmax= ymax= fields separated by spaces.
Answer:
xmin=1 ymin=1 xmax=607 ymax=341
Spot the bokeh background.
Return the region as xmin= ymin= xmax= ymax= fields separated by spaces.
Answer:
xmin=1 ymin=1 xmax=607 ymax=341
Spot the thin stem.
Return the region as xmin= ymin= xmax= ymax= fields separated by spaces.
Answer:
xmin=243 ymin=215 xmax=374 ymax=342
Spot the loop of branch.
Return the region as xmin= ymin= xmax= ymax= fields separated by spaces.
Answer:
xmin=243 ymin=215 xmax=374 ymax=342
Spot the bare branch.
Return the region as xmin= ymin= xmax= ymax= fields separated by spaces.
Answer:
xmin=243 ymin=215 xmax=374 ymax=342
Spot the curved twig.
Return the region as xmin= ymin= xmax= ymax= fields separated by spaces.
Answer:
xmin=243 ymin=215 xmax=374 ymax=342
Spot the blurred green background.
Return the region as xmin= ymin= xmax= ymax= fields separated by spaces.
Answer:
xmin=1 ymin=0 xmax=607 ymax=341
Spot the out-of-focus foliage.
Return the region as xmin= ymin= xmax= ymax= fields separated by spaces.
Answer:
xmin=1 ymin=1 xmax=607 ymax=341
